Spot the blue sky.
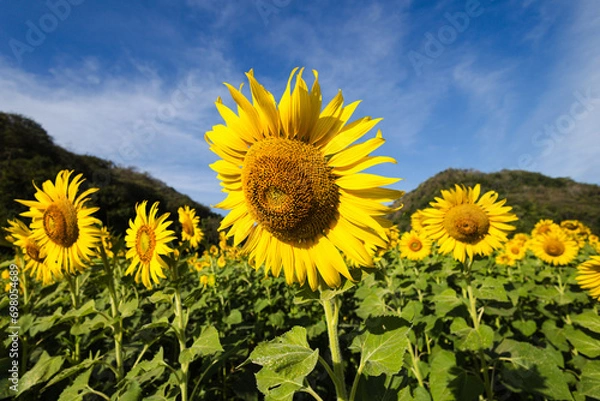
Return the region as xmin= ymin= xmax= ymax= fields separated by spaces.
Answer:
xmin=1 ymin=0 xmax=599 ymax=214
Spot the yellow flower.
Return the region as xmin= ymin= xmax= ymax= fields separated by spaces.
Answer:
xmin=206 ymin=68 xmax=403 ymax=290
xmin=4 ymin=219 xmax=59 ymax=285
xmin=576 ymin=256 xmax=600 ymax=300
xmin=178 ymin=206 xmax=204 ymax=248
xmin=16 ymin=170 xmax=101 ymax=276
xmin=530 ymin=230 xmax=579 ymax=266
xmin=512 ymin=233 xmax=530 ymax=246
xmin=217 ymin=254 xmax=226 ymax=268
xmin=495 ymin=252 xmax=515 ymax=267
xmin=531 ymin=219 xmax=560 ymax=237
xmin=504 ymin=239 xmax=526 ymax=261
xmin=125 ymin=201 xmax=176 ymax=289
xmin=209 ymin=245 xmax=219 ymax=256
xmin=399 ymin=230 xmax=431 ymax=261
xmin=98 ymin=226 xmax=114 ymax=259
xmin=410 ymin=210 xmax=427 ymax=232
xmin=421 ymin=184 xmax=517 ymax=263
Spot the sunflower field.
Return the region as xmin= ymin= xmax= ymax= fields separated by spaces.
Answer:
xmin=2 ymin=69 xmax=600 ymax=401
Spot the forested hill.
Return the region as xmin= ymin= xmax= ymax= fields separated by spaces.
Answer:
xmin=0 ymin=112 xmax=222 ymax=244
xmin=391 ymin=168 xmax=600 ymax=235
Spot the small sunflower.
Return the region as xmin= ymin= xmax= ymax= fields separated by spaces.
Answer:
xmin=530 ymin=230 xmax=579 ymax=266
xmin=178 ymin=206 xmax=204 ymax=248
xmin=421 ymin=184 xmax=517 ymax=263
xmin=495 ymin=252 xmax=515 ymax=267
xmin=399 ymin=230 xmax=432 ymax=261
xmin=206 ymin=68 xmax=403 ymax=290
xmin=504 ymin=239 xmax=526 ymax=261
xmin=512 ymin=233 xmax=530 ymax=246
xmin=531 ymin=219 xmax=560 ymax=237
xmin=410 ymin=210 xmax=427 ymax=232
xmin=4 ymin=219 xmax=57 ymax=285
xmin=125 ymin=201 xmax=176 ymax=289
xmin=16 ymin=170 xmax=101 ymax=276
xmin=576 ymin=256 xmax=600 ymax=300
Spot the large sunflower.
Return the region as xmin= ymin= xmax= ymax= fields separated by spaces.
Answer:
xmin=125 ymin=201 xmax=176 ymax=289
xmin=206 ymin=68 xmax=403 ymax=290
xmin=17 ymin=170 xmax=101 ymax=276
xmin=421 ymin=184 xmax=517 ymax=263
xmin=178 ymin=206 xmax=204 ymax=248
xmin=576 ymin=256 xmax=600 ymax=300
xmin=5 ymin=219 xmax=58 ymax=285
xmin=530 ymin=230 xmax=579 ymax=266
xmin=399 ymin=230 xmax=432 ymax=261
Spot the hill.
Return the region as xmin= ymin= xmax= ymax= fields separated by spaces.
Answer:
xmin=391 ymin=168 xmax=600 ymax=235
xmin=0 ymin=112 xmax=222 ymax=245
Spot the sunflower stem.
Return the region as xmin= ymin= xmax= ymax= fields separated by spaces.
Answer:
xmin=100 ymin=245 xmax=124 ymax=381
xmin=66 ymin=274 xmax=81 ymax=363
xmin=322 ymin=295 xmax=348 ymax=401
xmin=464 ymin=259 xmax=493 ymax=401
xmin=172 ymin=266 xmax=189 ymax=401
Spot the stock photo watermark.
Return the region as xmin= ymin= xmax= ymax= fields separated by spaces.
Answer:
xmin=6 ymin=263 xmax=21 ymax=393
xmin=118 ymin=74 xmax=199 ymax=163
xmin=518 ymin=88 xmax=599 ymax=170
xmin=8 ymin=0 xmax=86 ymax=64
xmin=254 ymin=0 xmax=292 ymax=26
xmin=407 ymin=0 xmax=494 ymax=76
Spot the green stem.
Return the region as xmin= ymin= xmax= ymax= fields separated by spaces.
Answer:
xmin=348 ymin=364 xmax=364 ymax=401
xmin=407 ymin=342 xmax=425 ymax=388
xmin=66 ymin=274 xmax=81 ymax=363
xmin=303 ymin=382 xmax=326 ymax=401
xmin=322 ymin=296 xmax=348 ymax=401
xmin=172 ymin=266 xmax=189 ymax=401
xmin=464 ymin=260 xmax=493 ymax=401
xmin=100 ymin=246 xmax=124 ymax=381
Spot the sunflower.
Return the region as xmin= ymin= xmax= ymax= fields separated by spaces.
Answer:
xmin=504 ymin=239 xmax=526 ymax=261
xmin=4 ymin=219 xmax=58 ymax=285
xmin=206 ymin=68 xmax=403 ymax=290
xmin=410 ymin=210 xmax=427 ymax=232
xmin=495 ymin=252 xmax=515 ymax=267
xmin=576 ymin=256 xmax=600 ymax=300
xmin=530 ymin=229 xmax=579 ymax=266
xmin=531 ymin=219 xmax=560 ymax=237
xmin=178 ymin=206 xmax=204 ymax=248
xmin=125 ymin=201 xmax=176 ymax=289
xmin=399 ymin=230 xmax=432 ymax=261
xmin=512 ymin=233 xmax=530 ymax=246
xmin=421 ymin=184 xmax=517 ymax=263
xmin=16 ymin=170 xmax=101 ymax=276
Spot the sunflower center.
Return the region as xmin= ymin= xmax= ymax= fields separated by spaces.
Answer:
xmin=443 ymin=204 xmax=490 ymax=244
xmin=43 ymin=201 xmax=79 ymax=248
xmin=242 ymin=137 xmax=339 ymax=243
xmin=136 ymin=225 xmax=156 ymax=263
xmin=544 ymin=238 xmax=565 ymax=257
xmin=182 ymin=218 xmax=194 ymax=237
xmin=409 ymin=239 xmax=423 ymax=251
xmin=25 ymin=242 xmax=43 ymax=262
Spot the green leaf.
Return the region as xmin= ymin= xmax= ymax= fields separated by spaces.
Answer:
xmin=350 ymin=316 xmax=410 ymax=376
xmin=429 ymin=349 xmax=483 ymax=401
xmin=250 ymin=327 xmax=318 ymax=400
xmin=571 ymin=310 xmax=600 ymax=334
xmin=113 ymin=381 xmax=142 ymax=401
xmin=433 ymin=289 xmax=463 ymax=316
xmin=580 ymin=360 xmax=600 ymax=399
xmin=61 ymin=299 xmax=97 ymax=320
xmin=29 ymin=308 xmax=63 ymax=336
xmin=18 ymin=351 xmax=65 ymax=395
xmin=179 ymin=326 xmax=223 ymax=365
xmin=223 ymin=309 xmax=243 ymax=325
xmin=125 ymin=347 xmax=165 ymax=385
xmin=512 ymin=320 xmax=537 ymax=337
xmin=541 ymin=320 xmax=569 ymax=352
xmin=495 ymin=339 xmax=572 ymax=400
xmin=45 ymin=357 xmax=97 ymax=388
xmin=356 ymin=293 xmax=389 ymax=320
xmin=473 ymin=277 xmax=508 ymax=302
xmin=57 ymin=367 xmax=93 ymax=401
xmin=70 ymin=314 xmax=107 ymax=335
xmin=451 ymin=319 xmax=494 ymax=351
xmin=564 ymin=325 xmax=600 ymax=358
xmin=119 ymin=297 xmax=139 ymax=319
xmin=148 ymin=291 xmax=173 ymax=304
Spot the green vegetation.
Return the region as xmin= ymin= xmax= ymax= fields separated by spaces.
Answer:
xmin=392 ymin=168 xmax=600 ymax=234
xmin=0 ymin=112 xmax=222 ymax=245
